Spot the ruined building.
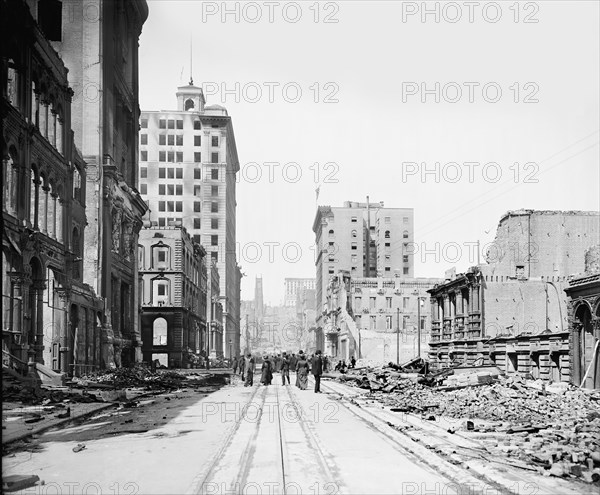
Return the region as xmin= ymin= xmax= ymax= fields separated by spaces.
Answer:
xmin=427 ymin=210 xmax=600 ymax=383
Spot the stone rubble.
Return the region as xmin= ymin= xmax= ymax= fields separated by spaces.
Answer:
xmin=337 ymin=366 xmax=600 ymax=484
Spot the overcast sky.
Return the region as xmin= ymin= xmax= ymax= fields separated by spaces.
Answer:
xmin=139 ymin=1 xmax=600 ymax=305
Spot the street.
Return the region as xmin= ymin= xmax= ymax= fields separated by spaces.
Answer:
xmin=3 ymin=371 xmax=596 ymax=495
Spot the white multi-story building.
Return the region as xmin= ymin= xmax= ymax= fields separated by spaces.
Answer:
xmin=138 ymin=81 xmax=241 ymax=358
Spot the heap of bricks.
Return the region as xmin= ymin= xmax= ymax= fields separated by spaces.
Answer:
xmin=338 ymin=371 xmax=600 ymax=483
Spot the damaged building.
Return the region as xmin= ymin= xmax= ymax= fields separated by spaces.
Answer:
xmin=428 ymin=209 xmax=600 ymax=383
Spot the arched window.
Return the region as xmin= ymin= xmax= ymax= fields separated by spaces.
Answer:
xmin=55 ymin=186 xmax=64 ymax=242
xmin=73 ymin=166 xmax=82 ymax=203
xmin=31 ymin=80 xmax=39 ymax=126
xmin=153 ymin=317 xmax=168 ymax=345
xmin=385 ymin=230 xmax=390 ymax=239
xmin=3 ymin=148 xmax=18 ymax=215
xmin=403 ymin=230 xmax=409 ymax=239
xmin=328 ymin=229 xmax=334 ymax=236
xmin=351 ymin=230 xmax=357 ymax=238
xmin=7 ymin=59 xmax=19 ymax=109
xmin=48 ymin=103 xmax=56 ymax=146
xmin=47 ymin=181 xmax=56 ymax=239
xmin=185 ymin=98 xmax=195 ymax=111
xmin=152 ymin=278 xmax=170 ymax=305
xmin=30 ymin=166 xmax=39 ymax=228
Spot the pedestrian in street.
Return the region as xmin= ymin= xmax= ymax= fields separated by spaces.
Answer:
xmin=290 ymin=353 xmax=297 ymax=370
xmin=244 ymin=353 xmax=255 ymax=387
xmin=312 ymin=349 xmax=323 ymax=393
xmin=281 ymin=352 xmax=290 ymax=385
xmin=261 ymin=355 xmax=273 ymax=386
xmin=232 ymin=356 xmax=238 ymax=374
xmin=350 ymin=356 xmax=356 ymax=369
xmin=323 ymin=355 xmax=329 ymax=373
xmin=239 ymin=355 xmax=246 ymax=382
xmin=295 ymin=351 xmax=309 ymax=390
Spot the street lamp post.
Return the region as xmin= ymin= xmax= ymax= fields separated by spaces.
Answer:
xmin=229 ymin=338 xmax=233 ymax=362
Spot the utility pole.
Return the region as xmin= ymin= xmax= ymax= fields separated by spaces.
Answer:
xmin=417 ymin=295 xmax=421 ymax=357
xmin=396 ymin=307 xmax=400 ymax=365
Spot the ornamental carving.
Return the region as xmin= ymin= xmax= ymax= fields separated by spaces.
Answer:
xmin=111 ymin=209 xmax=123 ymax=252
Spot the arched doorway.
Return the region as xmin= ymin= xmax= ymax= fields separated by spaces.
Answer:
xmin=573 ymin=303 xmax=596 ymax=388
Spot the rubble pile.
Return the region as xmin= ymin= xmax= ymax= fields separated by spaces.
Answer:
xmin=338 ymin=368 xmax=600 ymax=483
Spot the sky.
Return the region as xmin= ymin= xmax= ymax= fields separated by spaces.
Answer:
xmin=139 ymin=1 xmax=600 ymax=305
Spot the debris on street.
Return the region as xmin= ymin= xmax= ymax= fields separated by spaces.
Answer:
xmin=336 ymin=364 xmax=600 ymax=484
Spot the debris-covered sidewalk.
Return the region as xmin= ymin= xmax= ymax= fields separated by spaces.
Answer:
xmin=335 ymin=363 xmax=600 ymax=484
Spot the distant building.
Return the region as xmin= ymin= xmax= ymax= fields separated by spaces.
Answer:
xmin=313 ymin=200 xmax=414 ymax=338
xmin=323 ymin=273 xmax=442 ymax=362
xmin=284 ymin=278 xmax=315 ymax=307
xmin=139 ymin=225 xmax=207 ymax=368
xmin=428 ymin=210 xmax=600 ymax=382
xmin=138 ymin=81 xmax=241 ymax=359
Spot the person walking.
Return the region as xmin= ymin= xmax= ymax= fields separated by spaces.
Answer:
xmin=350 ymin=355 xmax=356 ymax=369
xmin=312 ymin=349 xmax=323 ymax=393
xmin=232 ymin=356 xmax=238 ymax=375
xmin=244 ymin=353 xmax=255 ymax=387
xmin=239 ymin=354 xmax=246 ymax=382
xmin=261 ymin=355 xmax=273 ymax=386
xmin=295 ymin=351 xmax=309 ymax=390
xmin=281 ymin=352 xmax=290 ymax=385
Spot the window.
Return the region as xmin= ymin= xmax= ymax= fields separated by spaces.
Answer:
xmin=194 ymin=202 xmax=201 ymax=212
xmin=176 ymin=152 xmax=183 ymax=162
xmin=141 ymin=134 xmax=147 ymax=145
xmin=158 ymin=251 xmax=166 ymax=262
xmin=403 ymin=217 xmax=409 ymax=224
xmin=384 ymin=216 xmax=391 ymax=224
xmin=176 ymin=185 xmax=182 ymax=195
xmin=328 ymin=256 xmax=335 ymax=262
xmin=176 ymin=119 xmax=183 ymax=129
xmin=153 ymin=318 xmax=168 ymax=345
xmin=194 ymin=120 xmax=201 ymax=130
xmin=385 ymin=267 xmax=391 ymax=272
xmin=194 ymin=169 xmax=201 ymax=180
xmin=211 ymin=235 xmax=218 ymax=246
xmin=403 ymin=297 xmax=409 ymax=309
xmin=370 ymin=297 xmax=376 ymax=309
xmin=158 ymin=201 xmax=165 ymax=211
xmin=211 ymin=202 xmax=218 ymax=213
xmin=385 ymin=242 xmax=390 ymax=248
xmin=211 ymin=152 xmax=219 ymax=163
xmin=351 ymin=243 xmax=357 ymax=250
xmin=176 ymin=135 xmax=183 ymax=146
xmin=403 ymin=267 xmax=409 ymax=275
xmin=159 ymin=119 xmax=166 ymax=129
xmin=159 ymin=135 xmax=166 ymax=145
xmin=168 ymin=135 xmax=174 ymax=146
xmin=159 ymin=151 xmax=166 ymax=162
xmin=193 ymin=218 xmax=201 ymax=229
xmin=211 ymin=168 xmax=218 ymax=180
xmin=176 ymin=201 xmax=182 ymax=212
xmin=403 ymin=255 xmax=409 ymax=263
xmin=355 ymin=297 xmax=361 ymax=309
xmin=351 ymin=216 xmax=357 ymax=223
xmin=370 ymin=316 xmax=376 ymax=330
xmin=385 ymin=230 xmax=390 ymax=239
xmin=351 ymin=230 xmax=357 ymax=238
xmin=159 ymin=184 xmax=165 ymax=195
xmin=194 ymin=135 xmax=201 ymax=146
xmin=211 ymin=136 xmax=219 ymax=147
xmin=403 ymin=230 xmax=409 ymax=239
xmin=194 ymin=185 xmax=201 ymax=196
xmin=158 ymin=218 xmax=166 ymax=227
xmin=167 ymin=184 xmax=174 ymax=195
xmin=141 ymin=151 xmax=148 ymax=162
xmin=328 ymin=267 xmax=334 ymax=274
xmin=386 ymin=297 xmax=392 ymax=309
xmin=211 ymin=185 xmax=218 ymax=196
xmin=167 ymin=168 xmax=174 ymax=179
xmin=386 ymin=316 xmax=393 ymax=330
xmin=167 ymin=151 xmax=174 ymax=162
xmin=140 ymin=184 xmax=147 ymax=195
xmin=176 ymin=168 xmax=183 ymax=179
xmin=211 ymin=251 xmax=218 ymax=263
xmin=141 ymin=119 xmax=148 ymax=128
xmin=167 ymin=201 xmax=174 ymax=212
xmin=351 ymin=255 xmax=357 ymax=263
xmin=168 ymin=119 xmax=174 ymax=129
xmin=385 ymin=255 xmax=391 ymax=262
xmin=140 ymin=167 xmax=147 ymax=178
xmin=194 ymin=152 xmax=201 ymax=163
xmin=211 ymin=218 xmax=219 ymax=229
xmin=193 ymin=234 xmax=201 ymax=244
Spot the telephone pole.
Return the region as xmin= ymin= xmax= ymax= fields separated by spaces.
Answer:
xmin=396 ymin=307 xmax=400 ymax=365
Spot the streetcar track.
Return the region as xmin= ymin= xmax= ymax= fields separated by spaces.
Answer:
xmin=319 ymin=380 xmax=517 ymax=495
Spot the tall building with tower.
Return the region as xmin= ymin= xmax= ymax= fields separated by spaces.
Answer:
xmin=138 ymin=80 xmax=241 ymax=358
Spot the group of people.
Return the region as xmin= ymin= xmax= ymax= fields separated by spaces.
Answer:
xmin=231 ymin=350 xmax=325 ymax=393
xmin=334 ymin=355 xmax=356 ymax=373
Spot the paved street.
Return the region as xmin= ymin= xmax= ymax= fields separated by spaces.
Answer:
xmin=3 ymin=372 xmax=595 ymax=495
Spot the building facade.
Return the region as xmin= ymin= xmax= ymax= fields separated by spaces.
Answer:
xmin=284 ymin=278 xmax=315 ymax=307
xmin=428 ymin=210 xmax=600 ymax=382
xmin=138 ymin=82 xmax=240 ymax=359
xmin=51 ymin=0 xmax=149 ymax=368
xmin=2 ymin=0 xmax=103 ymax=376
xmin=139 ymin=225 xmax=207 ymax=368
xmin=322 ymin=272 xmax=442 ymax=362
xmin=313 ymin=200 xmax=414 ymax=337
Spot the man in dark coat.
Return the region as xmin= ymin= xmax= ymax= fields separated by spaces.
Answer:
xmin=312 ymin=349 xmax=323 ymax=393
xmin=244 ymin=354 xmax=255 ymax=387
xmin=281 ymin=352 xmax=290 ymax=385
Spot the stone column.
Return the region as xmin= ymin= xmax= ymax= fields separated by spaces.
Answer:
xmin=55 ymin=289 xmax=70 ymax=374
xmin=56 ymin=198 xmax=64 ymax=243
xmin=34 ymin=281 xmax=46 ymax=363
xmin=49 ymin=193 xmax=57 ymax=239
xmin=40 ymin=186 xmax=49 ymax=234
